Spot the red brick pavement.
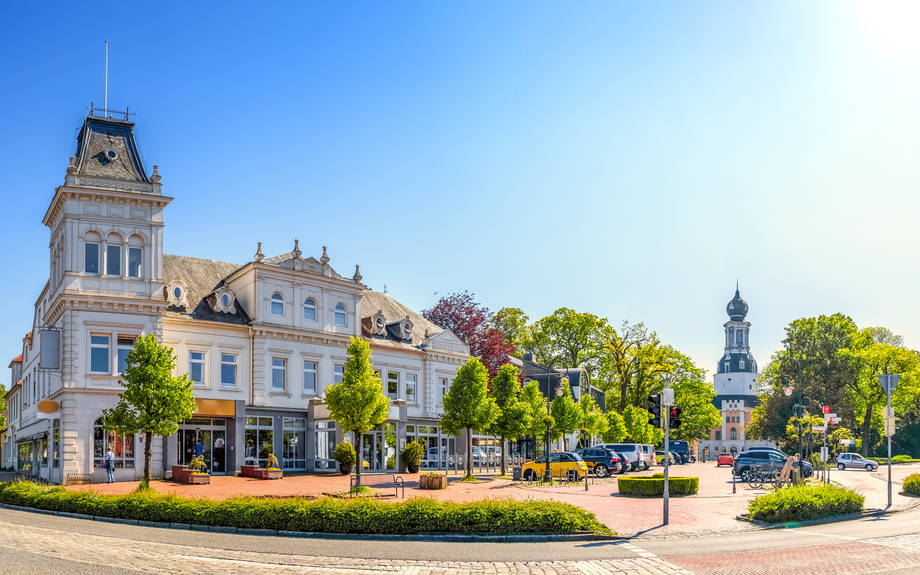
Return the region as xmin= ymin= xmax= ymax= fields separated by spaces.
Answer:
xmin=667 ymin=541 xmax=920 ymax=575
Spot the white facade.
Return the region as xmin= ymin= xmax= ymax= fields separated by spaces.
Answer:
xmin=6 ymin=110 xmax=471 ymax=483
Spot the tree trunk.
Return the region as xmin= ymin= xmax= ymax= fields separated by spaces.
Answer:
xmin=355 ymin=433 xmax=362 ymax=488
xmin=144 ymin=431 xmax=152 ymax=482
xmin=861 ymin=403 xmax=873 ymax=457
xmin=465 ymin=429 xmax=472 ymax=478
xmin=500 ymin=436 xmax=506 ymax=476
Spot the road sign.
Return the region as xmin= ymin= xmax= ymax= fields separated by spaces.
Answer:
xmin=820 ymin=446 xmax=828 ymax=461
xmin=661 ymin=388 xmax=675 ymax=406
xmin=839 ymin=439 xmax=855 ymax=445
xmin=812 ymin=426 xmax=825 ymax=432
xmin=885 ymin=416 xmax=897 ymax=437
xmin=828 ymin=413 xmax=837 ymax=418
xmin=878 ymin=374 xmax=902 ymax=394
xmin=823 ymin=405 xmax=830 ymax=414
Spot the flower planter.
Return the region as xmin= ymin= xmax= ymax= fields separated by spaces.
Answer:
xmin=240 ymin=465 xmax=259 ymax=478
xmin=407 ymin=464 xmax=420 ymax=473
xmin=172 ymin=465 xmax=210 ymax=485
xmin=257 ymin=468 xmax=283 ymax=480
xmin=339 ymin=464 xmax=353 ymax=475
xmin=420 ymin=474 xmax=447 ymax=490
xmin=188 ymin=473 xmax=211 ymax=485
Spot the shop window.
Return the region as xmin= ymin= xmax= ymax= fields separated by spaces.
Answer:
xmin=283 ymin=418 xmax=306 ymax=470
xmin=53 ymin=420 xmax=60 ymax=468
xmin=314 ymin=421 xmax=337 ymax=471
xmin=40 ymin=437 xmax=48 ymax=467
xmin=93 ymin=417 xmax=135 ymax=469
xmin=244 ymin=417 xmax=274 ymax=468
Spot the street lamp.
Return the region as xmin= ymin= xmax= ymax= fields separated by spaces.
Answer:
xmin=782 ymin=341 xmax=806 ymax=458
xmin=544 ymin=375 xmax=566 ymax=482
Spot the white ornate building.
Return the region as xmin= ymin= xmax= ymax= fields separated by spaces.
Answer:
xmin=698 ymin=286 xmax=772 ymax=460
xmin=1 ymin=109 xmax=471 ymax=482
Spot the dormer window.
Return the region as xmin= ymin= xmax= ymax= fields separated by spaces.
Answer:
xmin=173 ymin=287 xmax=182 ymax=299
xmin=739 ymin=360 xmax=745 ymax=369
xmin=304 ymin=298 xmax=316 ymax=321
xmin=271 ymin=293 xmax=284 ymax=316
xmin=334 ymin=304 xmax=346 ymax=326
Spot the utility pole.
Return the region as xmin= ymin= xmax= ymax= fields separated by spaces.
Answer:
xmin=662 ymin=377 xmax=673 ymax=526
xmin=879 ymin=373 xmax=900 ymax=509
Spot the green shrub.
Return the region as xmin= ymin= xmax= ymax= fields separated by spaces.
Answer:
xmin=332 ymin=443 xmax=356 ymax=466
xmin=617 ymin=476 xmax=698 ymax=496
xmin=0 ymin=480 xmax=611 ymax=535
xmin=747 ymin=483 xmax=863 ymax=523
xmin=903 ymin=473 xmax=920 ymax=496
xmin=403 ymin=441 xmax=425 ymax=467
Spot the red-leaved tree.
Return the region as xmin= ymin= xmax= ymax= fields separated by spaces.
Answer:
xmin=422 ymin=291 xmax=514 ymax=379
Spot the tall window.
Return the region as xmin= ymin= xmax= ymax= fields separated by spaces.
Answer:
xmin=387 ymin=372 xmax=399 ymax=401
xmin=334 ymin=304 xmax=346 ymax=326
xmin=438 ymin=378 xmax=450 ymax=402
xmin=221 ymin=354 xmax=237 ymax=388
xmin=244 ymin=417 xmax=274 ymax=467
xmin=715 ymin=430 xmax=722 ymax=441
xmin=303 ymin=298 xmax=316 ymax=321
xmin=283 ymin=418 xmax=307 ymax=470
xmin=127 ymin=247 xmax=142 ymax=278
xmin=93 ymin=417 xmax=135 ymax=469
xmin=106 ymin=245 xmax=121 ymax=276
xmin=271 ymin=293 xmax=284 ymax=316
xmin=189 ymin=351 xmax=206 ymax=385
xmin=406 ymin=374 xmax=417 ymax=404
xmin=272 ymin=358 xmax=286 ymax=390
xmin=739 ymin=360 xmax=745 ymax=369
xmin=736 ymin=330 xmax=743 ymax=345
xmin=730 ymin=428 xmax=737 ymax=441
xmin=90 ymin=335 xmax=110 ymax=374
xmin=724 ymin=362 xmax=730 ymax=371
xmin=115 ymin=336 xmax=135 ymax=375
xmin=85 ymin=243 xmax=100 ymax=274
xmin=333 ymin=365 xmax=345 ymax=384
xmin=304 ymin=361 xmax=317 ymax=395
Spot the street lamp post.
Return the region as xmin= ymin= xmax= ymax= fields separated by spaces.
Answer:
xmin=544 ymin=375 xmax=566 ymax=482
xmin=782 ymin=342 xmax=805 ymax=458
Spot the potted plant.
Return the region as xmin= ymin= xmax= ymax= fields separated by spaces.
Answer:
xmin=333 ymin=442 xmax=356 ymax=475
xmin=186 ymin=455 xmax=211 ymax=485
xmin=403 ymin=441 xmax=425 ymax=473
xmin=258 ymin=453 xmax=283 ymax=479
xmin=420 ymin=471 xmax=447 ymax=490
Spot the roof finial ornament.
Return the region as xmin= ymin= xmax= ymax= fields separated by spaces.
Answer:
xmin=320 ymin=245 xmax=330 ymax=265
xmin=254 ymin=242 xmax=265 ymax=263
xmin=353 ymin=264 xmax=362 ymax=283
xmin=66 ymin=156 xmax=77 ymax=174
xmin=150 ymin=164 xmax=161 ymax=183
xmin=293 ymin=239 xmax=302 ymax=258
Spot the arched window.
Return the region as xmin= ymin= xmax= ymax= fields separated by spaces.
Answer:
xmin=271 ymin=293 xmax=284 ymax=316
xmin=93 ymin=418 xmax=135 ymax=470
xmin=303 ymin=298 xmax=316 ymax=321
xmin=84 ymin=231 xmax=102 ymax=274
xmin=730 ymin=428 xmax=737 ymax=441
xmin=334 ymin=303 xmax=346 ymax=326
xmin=105 ymin=233 xmax=122 ymax=276
xmin=127 ymin=235 xmax=144 ymax=279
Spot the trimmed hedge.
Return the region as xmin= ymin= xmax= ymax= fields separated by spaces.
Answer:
xmin=0 ymin=480 xmax=611 ymax=535
xmin=903 ymin=473 xmax=920 ymax=496
xmin=617 ymin=476 xmax=699 ymax=496
xmin=747 ymin=484 xmax=863 ymax=523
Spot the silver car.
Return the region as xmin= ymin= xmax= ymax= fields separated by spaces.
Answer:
xmin=835 ymin=452 xmax=877 ymax=471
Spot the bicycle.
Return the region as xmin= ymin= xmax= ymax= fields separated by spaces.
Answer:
xmin=747 ymin=463 xmax=780 ymax=490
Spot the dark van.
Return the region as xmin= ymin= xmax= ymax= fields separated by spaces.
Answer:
xmin=668 ymin=440 xmax=691 ymax=462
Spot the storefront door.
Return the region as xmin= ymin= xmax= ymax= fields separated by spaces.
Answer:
xmin=177 ymin=419 xmax=228 ymax=475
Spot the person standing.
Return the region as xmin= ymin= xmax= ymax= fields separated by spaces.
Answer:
xmin=104 ymin=445 xmax=115 ymax=483
xmin=195 ymin=438 xmax=204 ymax=458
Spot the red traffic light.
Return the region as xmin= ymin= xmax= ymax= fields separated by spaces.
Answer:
xmin=823 ymin=405 xmax=830 ymax=414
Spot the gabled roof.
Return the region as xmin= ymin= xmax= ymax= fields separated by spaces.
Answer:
xmin=162 ymin=254 xmax=250 ymax=325
xmin=360 ymin=290 xmax=446 ymax=350
xmin=10 ymin=354 xmax=22 ymax=364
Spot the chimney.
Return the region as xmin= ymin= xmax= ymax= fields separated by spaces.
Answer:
xmin=523 ymin=352 xmax=534 ymax=361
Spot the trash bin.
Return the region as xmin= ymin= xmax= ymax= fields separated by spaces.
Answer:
xmin=512 ymin=467 xmax=522 ymax=481
xmin=792 ymin=468 xmax=802 ymax=485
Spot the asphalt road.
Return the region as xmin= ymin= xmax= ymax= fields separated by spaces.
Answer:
xmin=2 ymin=506 xmax=920 ymax=574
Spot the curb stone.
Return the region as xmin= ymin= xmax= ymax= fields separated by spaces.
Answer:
xmin=0 ymin=503 xmax=617 ymax=541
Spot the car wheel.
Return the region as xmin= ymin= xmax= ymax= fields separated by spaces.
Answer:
xmin=524 ymin=469 xmax=536 ymax=481
xmin=740 ymin=468 xmax=752 ymax=483
xmin=837 ymin=463 xmax=845 ymax=471
xmin=594 ymin=464 xmax=608 ymax=478
xmin=866 ymin=464 xmax=874 ymax=472
xmin=641 ymin=461 xmax=649 ymax=471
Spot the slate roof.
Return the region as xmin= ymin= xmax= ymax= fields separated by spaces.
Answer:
xmin=162 ymin=254 xmax=249 ymax=325
xmin=360 ymin=290 xmax=445 ymax=350
xmin=74 ymin=116 xmax=150 ymax=183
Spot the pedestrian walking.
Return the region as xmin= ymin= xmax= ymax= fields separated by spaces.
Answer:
xmin=104 ymin=445 xmax=115 ymax=483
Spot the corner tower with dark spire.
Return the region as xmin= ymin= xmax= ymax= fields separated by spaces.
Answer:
xmin=717 ymin=284 xmax=757 ymax=375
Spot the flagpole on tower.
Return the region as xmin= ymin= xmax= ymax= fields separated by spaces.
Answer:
xmin=104 ymin=40 xmax=108 ymax=111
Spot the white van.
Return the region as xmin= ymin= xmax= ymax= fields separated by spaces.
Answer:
xmin=599 ymin=443 xmax=655 ymax=471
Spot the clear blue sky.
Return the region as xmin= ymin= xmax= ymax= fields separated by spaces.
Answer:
xmin=1 ymin=1 xmax=919 ymax=387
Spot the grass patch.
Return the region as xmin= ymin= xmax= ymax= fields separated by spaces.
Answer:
xmin=459 ymin=476 xmax=480 ymax=483
xmin=617 ymin=476 xmax=698 ymax=496
xmin=0 ymin=479 xmax=611 ymax=535
xmin=747 ymin=483 xmax=863 ymax=523
xmin=868 ymin=455 xmax=920 ymax=464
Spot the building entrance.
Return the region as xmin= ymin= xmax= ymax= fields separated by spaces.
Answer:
xmin=361 ymin=423 xmax=397 ymax=472
xmin=177 ymin=418 xmax=227 ymax=475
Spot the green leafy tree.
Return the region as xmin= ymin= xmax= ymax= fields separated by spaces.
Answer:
xmin=669 ymin=356 xmax=722 ymax=442
xmin=828 ymin=427 xmax=854 ymax=457
xmin=605 ymin=321 xmax=658 ymax=410
xmin=519 ymin=379 xmax=549 ymax=458
xmin=550 ymin=383 xmax=581 ymax=450
xmin=602 ymin=410 xmax=627 ymax=443
xmin=441 ymin=358 xmax=499 ymax=477
xmin=493 ymin=307 xmax=530 ymax=355
xmin=325 ymin=337 xmax=390 ymax=487
xmin=0 ymin=383 xmax=6 ymax=430
xmin=102 ymin=334 xmax=198 ymax=482
xmin=526 ymin=308 xmax=613 ymax=380
xmin=578 ymin=394 xmax=608 ymax=447
xmin=488 ymin=364 xmax=528 ymax=475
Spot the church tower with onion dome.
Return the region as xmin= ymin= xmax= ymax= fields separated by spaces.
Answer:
xmin=698 ymin=284 xmax=772 ymax=460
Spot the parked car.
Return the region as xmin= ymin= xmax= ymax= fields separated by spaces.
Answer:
xmin=572 ymin=447 xmax=622 ymax=477
xmin=521 ymin=452 xmax=588 ymax=481
xmin=613 ymin=451 xmax=630 ymax=474
xmin=598 ymin=443 xmax=646 ymax=471
xmin=835 ymin=453 xmax=877 ymax=472
xmin=716 ymin=453 xmax=734 ymax=467
xmin=640 ymin=444 xmax=657 ymax=467
xmin=732 ymin=450 xmax=789 ymax=481
xmin=669 ymin=440 xmax=693 ymax=463
xmin=655 ymin=450 xmax=676 ymax=466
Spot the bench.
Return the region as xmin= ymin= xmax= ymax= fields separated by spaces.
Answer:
xmin=350 ymin=473 xmax=405 ymax=498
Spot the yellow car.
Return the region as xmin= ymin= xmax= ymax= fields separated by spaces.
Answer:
xmin=521 ymin=452 xmax=588 ymax=481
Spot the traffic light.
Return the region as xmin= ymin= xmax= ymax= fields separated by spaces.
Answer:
xmin=669 ymin=407 xmax=682 ymax=429
xmin=646 ymin=394 xmax=662 ymax=428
